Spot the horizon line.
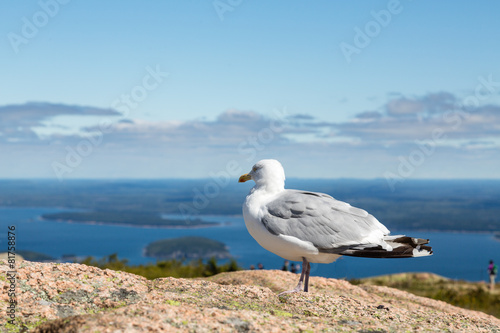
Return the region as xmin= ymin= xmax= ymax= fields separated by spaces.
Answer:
xmin=0 ymin=177 xmax=499 ymax=182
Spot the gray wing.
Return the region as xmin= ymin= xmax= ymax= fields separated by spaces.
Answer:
xmin=261 ymin=189 xmax=390 ymax=251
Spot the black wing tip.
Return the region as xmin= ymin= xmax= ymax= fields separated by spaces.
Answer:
xmin=339 ymin=242 xmax=433 ymax=259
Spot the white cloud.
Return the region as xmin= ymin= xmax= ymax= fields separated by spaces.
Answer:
xmin=0 ymin=96 xmax=499 ymax=179
xmin=386 ymin=98 xmax=424 ymax=116
xmin=0 ymin=102 xmax=120 ymax=143
xmin=384 ymin=92 xmax=458 ymax=117
xmin=78 ymin=109 xmax=283 ymax=150
xmin=332 ymin=93 xmax=500 ymax=146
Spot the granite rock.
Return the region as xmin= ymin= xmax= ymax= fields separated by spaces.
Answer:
xmin=1 ymin=260 xmax=499 ymax=332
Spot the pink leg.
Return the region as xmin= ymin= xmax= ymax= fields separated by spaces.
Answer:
xmin=278 ymin=258 xmax=310 ymax=296
xmin=303 ymin=260 xmax=311 ymax=292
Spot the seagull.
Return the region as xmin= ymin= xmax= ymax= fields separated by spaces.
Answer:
xmin=239 ymin=159 xmax=432 ymax=295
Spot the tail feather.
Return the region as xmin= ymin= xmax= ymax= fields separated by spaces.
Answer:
xmin=339 ymin=235 xmax=433 ymax=258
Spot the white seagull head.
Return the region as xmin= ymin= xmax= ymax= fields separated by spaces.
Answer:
xmin=239 ymin=159 xmax=286 ymax=192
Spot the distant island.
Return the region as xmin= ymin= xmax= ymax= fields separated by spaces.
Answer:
xmin=0 ymin=250 xmax=55 ymax=262
xmin=17 ymin=250 xmax=55 ymax=262
xmin=41 ymin=211 xmax=218 ymax=228
xmin=3 ymin=179 xmax=500 ymax=232
xmin=144 ymin=236 xmax=231 ymax=260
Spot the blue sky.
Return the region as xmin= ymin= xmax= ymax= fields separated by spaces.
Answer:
xmin=1 ymin=1 xmax=499 ymax=181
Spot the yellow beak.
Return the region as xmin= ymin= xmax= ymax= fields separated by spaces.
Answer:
xmin=238 ymin=173 xmax=252 ymax=183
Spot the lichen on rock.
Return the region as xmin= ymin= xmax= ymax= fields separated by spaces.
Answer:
xmin=0 ymin=260 xmax=499 ymax=332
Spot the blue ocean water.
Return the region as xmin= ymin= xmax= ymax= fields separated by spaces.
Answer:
xmin=1 ymin=207 xmax=499 ymax=282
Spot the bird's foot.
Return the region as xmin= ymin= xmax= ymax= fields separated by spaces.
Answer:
xmin=278 ymin=283 xmax=304 ymax=296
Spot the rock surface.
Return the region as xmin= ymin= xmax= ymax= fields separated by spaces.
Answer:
xmin=1 ymin=260 xmax=499 ymax=332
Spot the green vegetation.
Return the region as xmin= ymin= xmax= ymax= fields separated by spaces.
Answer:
xmin=5 ymin=316 xmax=48 ymax=333
xmin=41 ymin=211 xmax=216 ymax=228
xmin=145 ymin=236 xmax=231 ymax=259
xmin=350 ymin=273 xmax=500 ymax=318
xmin=17 ymin=250 xmax=55 ymax=261
xmin=80 ymin=253 xmax=241 ymax=279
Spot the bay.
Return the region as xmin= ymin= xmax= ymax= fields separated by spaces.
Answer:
xmin=1 ymin=207 xmax=499 ymax=282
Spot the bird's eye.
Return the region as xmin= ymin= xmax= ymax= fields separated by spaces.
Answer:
xmin=252 ymin=165 xmax=262 ymax=172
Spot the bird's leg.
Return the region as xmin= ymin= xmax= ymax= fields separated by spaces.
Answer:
xmin=278 ymin=258 xmax=309 ymax=296
xmin=303 ymin=260 xmax=311 ymax=292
